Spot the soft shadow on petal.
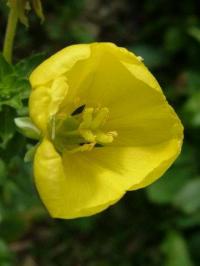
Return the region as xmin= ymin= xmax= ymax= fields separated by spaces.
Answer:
xmin=29 ymin=86 xmax=50 ymax=132
xmin=30 ymin=43 xmax=184 ymax=219
xmin=29 ymin=77 xmax=69 ymax=132
xmin=56 ymin=43 xmax=148 ymax=114
xmin=29 ymin=45 xmax=92 ymax=132
xmin=91 ymin=42 xmax=161 ymax=91
xmin=73 ymin=43 xmax=183 ymax=147
xmin=106 ymin=105 xmax=183 ymax=147
xmin=81 ymin=138 xmax=182 ymax=191
xmin=79 ymin=43 xmax=162 ymax=106
xmin=34 ymin=139 xmax=124 ymax=219
xmin=30 ymin=44 xmax=91 ymax=88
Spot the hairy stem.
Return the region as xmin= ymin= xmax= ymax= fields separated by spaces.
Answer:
xmin=3 ymin=3 xmax=18 ymax=63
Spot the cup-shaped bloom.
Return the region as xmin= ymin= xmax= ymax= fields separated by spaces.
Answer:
xmin=29 ymin=43 xmax=183 ymax=219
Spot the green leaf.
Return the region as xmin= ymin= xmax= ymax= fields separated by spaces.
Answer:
xmin=0 ymin=239 xmax=11 ymax=262
xmin=0 ymin=57 xmax=32 ymax=150
xmin=174 ymin=178 xmax=200 ymax=214
xmin=146 ymin=144 xmax=197 ymax=204
xmin=0 ymin=53 xmax=45 ymax=115
xmin=15 ymin=53 xmax=46 ymax=78
xmin=0 ymin=215 xmax=28 ymax=242
xmin=0 ymin=55 xmax=13 ymax=79
xmin=188 ymin=27 xmax=200 ymax=43
xmin=164 ymin=27 xmax=186 ymax=53
xmin=162 ymin=231 xmax=194 ymax=266
xmin=182 ymin=91 xmax=200 ymax=128
xmin=0 ymin=56 xmax=30 ymax=114
xmin=183 ymin=71 xmax=200 ymax=95
xmin=176 ymin=212 xmax=200 ymax=229
xmin=130 ymin=44 xmax=166 ymax=68
xmin=0 ymin=159 xmax=7 ymax=186
xmin=0 ymin=108 xmax=15 ymax=149
xmin=24 ymin=144 xmax=39 ymax=162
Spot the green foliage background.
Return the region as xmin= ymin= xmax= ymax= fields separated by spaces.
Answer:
xmin=0 ymin=0 xmax=200 ymax=265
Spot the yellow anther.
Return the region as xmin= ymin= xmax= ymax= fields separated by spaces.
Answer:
xmin=107 ymin=131 xmax=118 ymax=137
xmin=79 ymin=107 xmax=117 ymax=146
xmin=69 ymin=143 xmax=95 ymax=153
xmin=50 ymin=115 xmax=56 ymax=140
xmin=80 ymin=108 xmax=94 ymax=129
xmin=91 ymin=107 xmax=109 ymax=130
xmin=96 ymin=132 xmax=114 ymax=144
xmin=79 ymin=129 xmax=96 ymax=143
xmin=50 ymin=106 xmax=117 ymax=153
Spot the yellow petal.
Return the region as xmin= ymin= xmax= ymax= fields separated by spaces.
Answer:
xmin=49 ymin=42 xmax=169 ymax=114
xmin=91 ymin=42 xmax=161 ymax=91
xmin=51 ymin=42 xmax=158 ymax=116
xmin=29 ymin=44 xmax=91 ymax=88
xmin=106 ymin=108 xmax=183 ymax=147
xmin=79 ymin=137 xmax=182 ymax=191
xmin=48 ymin=76 xmax=69 ymax=116
xmin=29 ymin=44 xmax=92 ymax=132
xmin=34 ymin=137 xmax=182 ymax=219
xmin=69 ymin=43 xmax=183 ymax=147
xmin=29 ymin=77 xmax=69 ymax=133
xmin=29 ymin=42 xmax=161 ymax=132
xmin=30 ymin=43 xmax=184 ymax=219
xmin=29 ymin=85 xmax=49 ymax=133
xmin=71 ymin=42 xmax=162 ymax=107
xmin=34 ymin=139 xmax=124 ymax=219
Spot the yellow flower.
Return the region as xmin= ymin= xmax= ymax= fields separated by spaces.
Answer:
xmin=29 ymin=42 xmax=183 ymax=219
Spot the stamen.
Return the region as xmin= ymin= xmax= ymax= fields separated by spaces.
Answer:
xmin=49 ymin=106 xmax=117 ymax=153
xmin=108 ymin=131 xmax=118 ymax=137
xmin=69 ymin=143 xmax=95 ymax=153
xmin=51 ymin=115 xmax=56 ymax=140
xmin=96 ymin=132 xmax=114 ymax=144
xmin=91 ymin=107 xmax=109 ymax=130
xmin=79 ymin=129 xmax=96 ymax=143
xmin=80 ymin=108 xmax=94 ymax=129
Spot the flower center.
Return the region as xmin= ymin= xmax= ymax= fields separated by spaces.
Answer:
xmin=48 ymin=106 xmax=117 ymax=153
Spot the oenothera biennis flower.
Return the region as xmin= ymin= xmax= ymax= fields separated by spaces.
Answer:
xmin=27 ymin=43 xmax=183 ymax=219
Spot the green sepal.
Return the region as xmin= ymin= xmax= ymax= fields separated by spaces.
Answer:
xmin=49 ymin=115 xmax=84 ymax=153
xmin=14 ymin=117 xmax=41 ymax=140
xmin=24 ymin=143 xmax=39 ymax=162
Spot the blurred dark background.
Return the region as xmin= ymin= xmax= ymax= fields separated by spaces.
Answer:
xmin=0 ymin=0 xmax=200 ymax=265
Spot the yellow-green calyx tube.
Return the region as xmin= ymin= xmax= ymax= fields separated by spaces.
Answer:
xmin=48 ymin=106 xmax=117 ymax=153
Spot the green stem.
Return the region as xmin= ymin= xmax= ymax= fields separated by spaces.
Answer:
xmin=3 ymin=3 xmax=18 ymax=63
